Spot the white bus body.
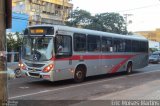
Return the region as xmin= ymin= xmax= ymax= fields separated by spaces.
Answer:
xmin=21 ymin=25 xmax=148 ymax=82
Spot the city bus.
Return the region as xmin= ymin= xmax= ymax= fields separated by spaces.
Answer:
xmin=20 ymin=25 xmax=148 ymax=82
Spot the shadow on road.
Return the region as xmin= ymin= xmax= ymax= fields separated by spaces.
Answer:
xmin=25 ymin=70 xmax=141 ymax=87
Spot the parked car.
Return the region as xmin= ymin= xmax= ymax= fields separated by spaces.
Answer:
xmin=153 ymin=51 xmax=160 ymax=55
xmin=149 ymin=53 xmax=160 ymax=64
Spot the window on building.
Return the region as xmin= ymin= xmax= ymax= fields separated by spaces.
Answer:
xmin=87 ymin=35 xmax=101 ymax=52
xmin=74 ymin=33 xmax=86 ymax=52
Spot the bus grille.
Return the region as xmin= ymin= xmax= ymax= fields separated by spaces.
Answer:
xmin=29 ymin=72 xmax=40 ymax=77
xmin=28 ymin=68 xmax=41 ymax=71
xmin=25 ymin=62 xmax=45 ymax=68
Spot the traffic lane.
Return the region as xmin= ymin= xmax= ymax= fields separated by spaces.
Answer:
xmin=8 ymin=64 xmax=160 ymax=99
xmin=8 ymin=63 xmax=159 ymax=85
xmin=8 ymin=63 xmax=158 ymax=86
xmin=8 ymin=64 xmax=160 ymax=100
xmin=10 ymin=70 xmax=160 ymax=100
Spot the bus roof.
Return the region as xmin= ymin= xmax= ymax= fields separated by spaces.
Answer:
xmin=28 ymin=25 xmax=148 ymax=41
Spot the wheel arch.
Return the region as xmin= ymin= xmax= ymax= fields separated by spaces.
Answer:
xmin=75 ymin=63 xmax=87 ymax=76
xmin=126 ymin=60 xmax=133 ymax=70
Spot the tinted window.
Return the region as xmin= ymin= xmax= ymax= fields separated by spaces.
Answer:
xmin=87 ymin=35 xmax=101 ymax=52
xmin=145 ymin=42 xmax=149 ymax=52
xmin=102 ymin=37 xmax=112 ymax=52
xmin=113 ymin=38 xmax=125 ymax=52
xmin=132 ymin=40 xmax=140 ymax=52
xmin=125 ymin=39 xmax=132 ymax=52
xmin=74 ymin=33 xmax=86 ymax=52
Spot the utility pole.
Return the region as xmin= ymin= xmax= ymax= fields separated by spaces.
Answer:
xmin=62 ymin=0 xmax=65 ymax=25
xmin=0 ymin=0 xmax=12 ymax=105
xmin=123 ymin=14 xmax=133 ymax=32
xmin=0 ymin=0 xmax=7 ymax=104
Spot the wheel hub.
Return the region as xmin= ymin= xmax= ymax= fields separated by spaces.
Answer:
xmin=76 ymin=71 xmax=82 ymax=79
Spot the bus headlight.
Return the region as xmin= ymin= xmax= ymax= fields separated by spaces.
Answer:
xmin=42 ymin=64 xmax=54 ymax=73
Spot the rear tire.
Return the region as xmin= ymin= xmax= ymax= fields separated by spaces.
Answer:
xmin=74 ymin=67 xmax=85 ymax=83
xmin=126 ymin=63 xmax=132 ymax=74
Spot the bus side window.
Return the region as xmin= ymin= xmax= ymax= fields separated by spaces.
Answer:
xmin=132 ymin=40 xmax=140 ymax=52
xmin=74 ymin=33 xmax=86 ymax=52
xmin=87 ymin=35 xmax=101 ymax=52
xmin=113 ymin=38 xmax=125 ymax=52
xmin=102 ymin=37 xmax=112 ymax=52
xmin=125 ymin=39 xmax=132 ymax=52
xmin=55 ymin=35 xmax=72 ymax=57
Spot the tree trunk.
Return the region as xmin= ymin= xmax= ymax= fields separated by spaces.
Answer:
xmin=11 ymin=49 xmax=14 ymax=62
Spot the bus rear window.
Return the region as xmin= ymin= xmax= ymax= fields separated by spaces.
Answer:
xmin=24 ymin=27 xmax=54 ymax=35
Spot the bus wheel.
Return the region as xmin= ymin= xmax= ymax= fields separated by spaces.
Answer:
xmin=74 ymin=67 xmax=85 ymax=83
xmin=126 ymin=62 xmax=132 ymax=74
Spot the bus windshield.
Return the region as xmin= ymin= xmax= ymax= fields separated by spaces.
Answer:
xmin=22 ymin=36 xmax=53 ymax=61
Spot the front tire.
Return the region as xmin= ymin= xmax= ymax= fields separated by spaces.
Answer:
xmin=74 ymin=67 xmax=85 ymax=83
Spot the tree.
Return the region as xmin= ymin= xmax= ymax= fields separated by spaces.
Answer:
xmin=7 ymin=32 xmax=23 ymax=52
xmin=14 ymin=32 xmax=23 ymax=52
xmin=7 ymin=32 xmax=23 ymax=62
xmin=66 ymin=9 xmax=128 ymax=34
xmin=66 ymin=8 xmax=93 ymax=27
xmin=85 ymin=13 xmax=128 ymax=34
xmin=7 ymin=33 xmax=16 ymax=52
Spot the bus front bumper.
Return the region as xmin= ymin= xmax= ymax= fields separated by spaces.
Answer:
xmin=22 ymin=70 xmax=53 ymax=81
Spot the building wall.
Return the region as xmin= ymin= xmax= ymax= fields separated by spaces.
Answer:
xmin=7 ymin=13 xmax=29 ymax=32
xmin=12 ymin=0 xmax=73 ymax=25
xmin=149 ymin=40 xmax=160 ymax=49
xmin=136 ymin=29 xmax=160 ymax=42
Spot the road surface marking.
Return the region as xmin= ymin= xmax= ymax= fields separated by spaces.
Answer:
xmin=19 ymin=86 xmax=29 ymax=89
xmin=9 ymin=69 xmax=160 ymax=99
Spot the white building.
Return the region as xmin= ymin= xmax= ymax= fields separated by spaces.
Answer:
xmin=149 ymin=40 xmax=160 ymax=50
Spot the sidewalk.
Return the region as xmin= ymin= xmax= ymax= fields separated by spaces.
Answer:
xmin=71 ymin=80 xmax=160 ymax=106
xmin=92 ymin=79 xmax=160 ymax=100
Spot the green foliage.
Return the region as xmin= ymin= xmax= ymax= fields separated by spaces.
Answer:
xmin=149 ymin=48 xmax=158 ymax=53
xmin=7 ymin=32 xmax=23 ymax=52
xmin=66 ymin=9 xmax=128 ymax=34
xmin=66 ymin=8 xmax=93 ymax=27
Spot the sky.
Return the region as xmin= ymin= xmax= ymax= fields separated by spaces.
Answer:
xmin=71 ymin=0 xmax=160 ymax=32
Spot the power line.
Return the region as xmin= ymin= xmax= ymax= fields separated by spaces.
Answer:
xmin=89 ymin=3 xmax=160 ymax=14
xmin=117 ymin=4 xmax=160 ymax=13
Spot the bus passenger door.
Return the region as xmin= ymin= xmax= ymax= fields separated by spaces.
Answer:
xmin=101 ymin=37 xmax=113 ymax=74
xmin=54 ymin=34 xmax=73 ymax=80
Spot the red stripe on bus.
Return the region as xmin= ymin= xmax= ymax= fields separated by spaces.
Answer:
xmin=51 ymin=54 xmax=138 ymax=74
xmin=110 ymin=55 xmax=136 ymax=73
xmin=50 ymin=54 xmax=135 ymax=61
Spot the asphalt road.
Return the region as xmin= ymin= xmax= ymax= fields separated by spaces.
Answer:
xmin=7 ymin=64 xmax=160 ymax=105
